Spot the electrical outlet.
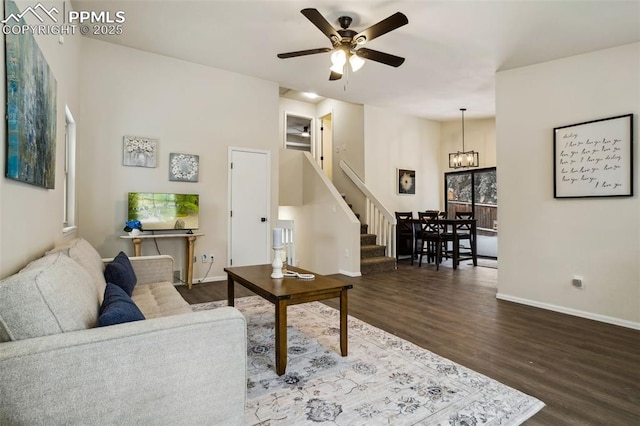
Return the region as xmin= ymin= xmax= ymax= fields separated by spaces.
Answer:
xmin=572 ymin=275 xmax=584 ymax=289
xmin=208 ymin=254 xmax=215 ymax=263
xmin=202 ymin=254 xmax=214 ymax=263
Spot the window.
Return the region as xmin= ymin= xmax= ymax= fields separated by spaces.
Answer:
xmin=445 ymin=167 xmax=497 ymax=258
xmin=63 ymin=106 xmax=76 ymax=232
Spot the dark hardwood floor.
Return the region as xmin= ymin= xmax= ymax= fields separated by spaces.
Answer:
xmin=177 ymin=261 xmax=640 ymax=425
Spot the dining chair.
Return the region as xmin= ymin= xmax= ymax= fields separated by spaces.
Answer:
xmin=417 ymin=211 xmax=454 ymax=270
xmin=395 ymin=212 xmax=414 ymax=264
xmin=454 ymin=211 xmax=474 ymax=259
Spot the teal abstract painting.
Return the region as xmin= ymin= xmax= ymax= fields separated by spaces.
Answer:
xmin=5 ymin=0 xmax=57 ymax=189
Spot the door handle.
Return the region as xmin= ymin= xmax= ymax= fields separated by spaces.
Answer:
xmin=261 ymin=217 xmax=267 ymax=222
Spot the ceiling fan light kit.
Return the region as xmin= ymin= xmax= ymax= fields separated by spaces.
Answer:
xmin=277 ymin=8 xmax=408 ymax=81
xmin=349 ymin=54 xmax=365 ymax=72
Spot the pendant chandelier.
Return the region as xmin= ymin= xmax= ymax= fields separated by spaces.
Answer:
xmin=448 ymin=108 xmax=479 ymax=169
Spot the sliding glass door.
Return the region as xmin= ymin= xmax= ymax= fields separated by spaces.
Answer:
xmin=445 ymin=168 xmax=497 ymax=258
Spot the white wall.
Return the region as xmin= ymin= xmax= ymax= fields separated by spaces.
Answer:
xmin=278 ymin=98 xmax=316 ymax=206
xmin=279 ymin=154 xmax=360 ymax=275
xmin=78 ymin=38 xmax=280 ymax=282
xmin=317 ymin=99 xmax=366 ymax=217
xmin=364 ymin=105 xmax=441 ymax=214
xmin=496 ymin=43 xmax=640 ymax=328
xmin=0 ymin=1 xmax=82 ymax=278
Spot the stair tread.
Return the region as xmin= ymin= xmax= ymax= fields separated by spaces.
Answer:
xmin=361 ymin=256 xmax=395 ymax=264
xmin=361 ymin=244 xmax=386 ymax=250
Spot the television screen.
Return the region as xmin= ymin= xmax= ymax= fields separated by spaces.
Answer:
xmin=128 ymin=192 xmax=199 ymax=231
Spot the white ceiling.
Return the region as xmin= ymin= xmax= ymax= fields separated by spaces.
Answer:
xmin=72 ymin=0 xmax=640 ymax=121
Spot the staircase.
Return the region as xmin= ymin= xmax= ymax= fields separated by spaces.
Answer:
xmin=360 ymin=224 xmax=396 ymax=274
xmin=343 ymin=195 xmax=396 ymax=274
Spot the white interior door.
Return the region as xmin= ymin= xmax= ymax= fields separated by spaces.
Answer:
xmin=229 ymin=148 xmax=270 ymax=266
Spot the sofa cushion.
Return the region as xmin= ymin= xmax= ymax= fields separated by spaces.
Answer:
xmin=132 ymin=282 xmax=192 ymax=319
xmin=98 ymin=283 xmax=145 ymax=327
xmin=104 ymin=251 xmax=137 ymax=296
xmin=0 ymin=253 xmax=100 ymax=342
xmin=47 ymin=237 xmax=107 ymax=303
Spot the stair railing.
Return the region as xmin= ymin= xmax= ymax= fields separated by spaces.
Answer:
xmin=276 ymin=219 xmax=295 ymax=267
xmin=339 ymin=160 xmax=397 ymax=258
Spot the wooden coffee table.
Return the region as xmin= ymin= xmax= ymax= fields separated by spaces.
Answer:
xmin=224 ymin=264 xmax=353 ymax=376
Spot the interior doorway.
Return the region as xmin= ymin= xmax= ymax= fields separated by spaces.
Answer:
xmin=318 ymin=113 xmax=333 ymax=180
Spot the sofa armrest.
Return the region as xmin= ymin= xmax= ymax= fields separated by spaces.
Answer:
xmin=0 ymin=307 xmax=247 ymax=425
xmin=103 ymin=255 xmax=174 ymax=285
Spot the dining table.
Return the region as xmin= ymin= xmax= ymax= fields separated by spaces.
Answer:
xmin=409 ymin=218 xmax=478 ymax=269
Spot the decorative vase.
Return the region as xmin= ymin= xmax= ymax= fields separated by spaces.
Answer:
xmin=271 ymin=247 xmax=284 ymax=279
xmin=128 ymin=228 xmax=141 ymax=237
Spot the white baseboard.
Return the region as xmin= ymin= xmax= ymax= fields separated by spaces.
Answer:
xmin=338 ymin=270 xmax=361 ymax=277
xmin=496 ymin=293 xmax=640 ymax=330
xmin=195 ymin=275 xmax=227 ymax=284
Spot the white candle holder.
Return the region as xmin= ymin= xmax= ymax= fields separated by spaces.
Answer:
xmin=271 ymin=246 xmax=284 ymax=279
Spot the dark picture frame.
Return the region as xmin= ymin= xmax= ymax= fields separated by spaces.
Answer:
xmin=397 ymin=168 xmax=416 ymax=195
xmin=5 ymin=0 xmax=58 ymax=189
xmin=553 ymin=114 xmax=633 ymax=198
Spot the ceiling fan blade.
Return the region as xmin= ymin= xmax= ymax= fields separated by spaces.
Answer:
xmin=277 ymin=47 xmax=332 ymax=59
xmin=329 ymin=71 xmax=343 ymax=81
xmin=301 ymin=8 xmax=342 ymax=44
xmin=353 ymin=12 xmax=408 ymax=44
xmin=356 ymin=48 xmax=405 ymax=67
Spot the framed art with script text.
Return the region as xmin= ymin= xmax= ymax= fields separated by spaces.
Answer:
xmin=553 ymin=114 xmax=633 ymax=198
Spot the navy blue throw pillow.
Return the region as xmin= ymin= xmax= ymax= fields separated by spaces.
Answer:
xmin=98 ymin=283 xmax=145 ymax=327
xmin=104 ymin=251 xmax=137 ymax=296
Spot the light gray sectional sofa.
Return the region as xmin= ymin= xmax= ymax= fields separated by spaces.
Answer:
xmin=0 ymin=238 xmax=247 ymax=425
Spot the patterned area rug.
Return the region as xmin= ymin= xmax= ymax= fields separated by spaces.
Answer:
xmin=192 ymin=297 xmax=543 ymax=425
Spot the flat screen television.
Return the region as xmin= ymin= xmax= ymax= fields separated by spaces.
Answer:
xmin=128 ymin=192 xmax=199 ymax=231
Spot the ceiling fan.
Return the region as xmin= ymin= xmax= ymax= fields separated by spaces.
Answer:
xmin=288 ymin=126 xmax=311 ymax=138
xmin=277 ymin=8 xmax=408 ymax=81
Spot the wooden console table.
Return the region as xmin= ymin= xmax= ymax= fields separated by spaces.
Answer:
xmin=120 ymin=233 xmax=204 ymax=289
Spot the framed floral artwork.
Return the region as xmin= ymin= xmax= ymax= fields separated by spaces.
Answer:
xmin=398 ymin=169 xmax=416 ymax=195
xmin=169 ymin=153 xmax=199 ymax=182
xmin=123 ymin=136 xmax=158 ymax=168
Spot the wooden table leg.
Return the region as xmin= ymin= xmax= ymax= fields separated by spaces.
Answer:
xmin=340 ymin=289 xmax=348 ymax=356
xmin=186 ymin=235 xmax=196 ymax=289
xmin=227 ymin=276 xmax=235 ymax=307
xmin=132 ymin=238 xmax=142 ymax=257
xmin=275 ymin=300 xmax=287 ymax=376
xmin=452 ymin=226 xmax=460 ymax=269
xmin=471 ymin=222 xmax=478 ymax=266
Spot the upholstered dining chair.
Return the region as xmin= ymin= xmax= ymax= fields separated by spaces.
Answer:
xmin=395 ymin=212 xmax=414 ymax=264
